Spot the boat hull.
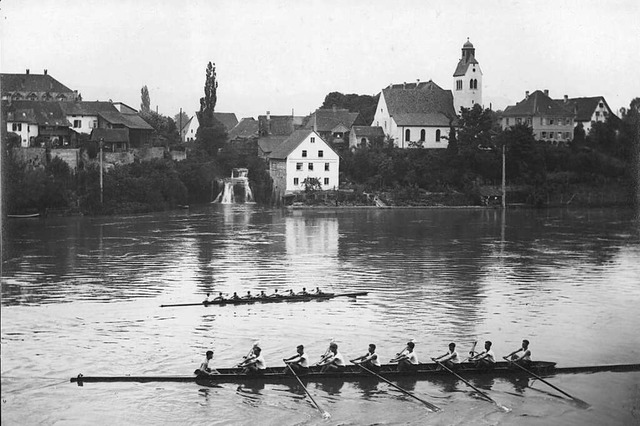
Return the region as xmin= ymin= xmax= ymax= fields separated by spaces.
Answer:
xmin=160 ymin=291 xmax=368 ymax=308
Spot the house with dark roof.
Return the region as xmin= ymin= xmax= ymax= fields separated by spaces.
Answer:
xmin=228 ymin=117 xmax=259 ymax=142
xmin=267 ymin=129 xmax=339 ymax=194
xmin=180 ymin=112 xmax=239 ymax=142
xmin=501 ymin=90 xmax=574 ymax=145
xmin=90 ymin=128 xmax=130 ymax=152
xmin=556 ymin=96 xmax=617 ymax=134
xmin=5 ymin=100 xmax=72 ymax=147
xmin=372 ymin=80 xmax=457 ymax=148
xmin=1 ymin=69 xmax=77 ymax=102
xmin=349 ymin=126 xmax=385 ymax=149
xmin=304 ymin=107 xmax=359 ymax=148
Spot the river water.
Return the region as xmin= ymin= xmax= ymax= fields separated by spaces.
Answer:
xmin=2 ymin=205 xmax=640 ymax=425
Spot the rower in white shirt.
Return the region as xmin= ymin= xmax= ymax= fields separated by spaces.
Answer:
xmin=432 ymin=342 xmax=461 ymax=370
xmin=238 ymin=346 xmax=267 ymax=375
xmin=469 ymin=340 xmax=496 ymax=369
xmin=283 ymin=344 xmax=310 ymax=375
xmin=318 ymin=343 xmax=346 ymax=372
xmin=390 ymin=341 xmax=419 ymax=372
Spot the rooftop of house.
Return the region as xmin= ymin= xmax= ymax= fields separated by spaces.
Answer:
xmin=502 ymin=90 xmax=574 ymax=118
xmin=228 ymin=117 xmax=258 ymax=140
xmin=1 ymin=71 xmax=74 ymax=94
xmin=258 ymin=114 xmax=307 ymax=136
xmin=90 ymin=128 xmax=130 ymax=143
xmin=558 ymin=96 xmax=617 ymax=122
xmin=213 ymin=112 xmax=239 ymax=131
xmin=351 ymin=126 xmax=385 ymax=138
xmin=5 ymin=100 xmax=70 ymax=126
xmin=268 ymin=129 xmax=317 ymax=159
xmin=306 ymin=108 xmax=359 ymax=133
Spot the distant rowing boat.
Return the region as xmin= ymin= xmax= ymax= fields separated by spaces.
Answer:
xmin=160 ymin=291 xmax=368 ymax=308
xmin=7 ymin=213 xmax=40 ymax=219
xmin=70 ymin=362 xmax=640 ymax=385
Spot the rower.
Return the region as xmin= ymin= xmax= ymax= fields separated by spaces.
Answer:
xmin=469 ymin=341 xmax=496 ymax=369
xmin=203 ymin=293 xmax=211 ymax=303
xmin=230 ymin=292 xmax=240 ymax=300
xmin=390 ymin=341 xmax=419 ymax=372
xmin=298 ymin=287 xmax=309 ymax=296
xmin=259 ymin=290 xmax=268 ymax=298
xmin=195 ymin=350 xmax=220 ymax=376
xmin=506 ymin=339 xmax=532 ymax=366
xmin=283 ymin=344 xmax=309 ymax=375
xmin=212 ymin=292 xmax=225 ymax=301
xmin=238 ymin=346 xmax=266 ymax=375
xmin=318 ymin=343 xmax=346 ymax=373
xmin=314 ymin=287 xmax=323 ymax=295
xmin=350 ymin=344 xmax=381 ymax=373
xmin=270 ymin=289 xmax=282 ymax=298
xmin=243 ymin=291 xmax=253 ymax=299
xmin=432 ymin=343 xmax=460 ymax=370
xmin=287 ymin=289 xmax=295 ymax=297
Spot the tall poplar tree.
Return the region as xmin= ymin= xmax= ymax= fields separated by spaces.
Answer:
xmin=198 ymin=62 xmax=218 ymax=127
xmin=140 ymin=85 xmax=151 ymax=112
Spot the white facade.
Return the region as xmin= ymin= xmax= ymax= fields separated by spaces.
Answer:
xmin=453 ymin=63 xmax=483 ymax=113
xmin=285 ymin=132 xmax=339 ymax=192
xmin=7 ymin=121 xmax=38 ymax=147
xmin=372 ymin=91 xmax=449 ymax=149
xmin=182 ymin=114 xmax=199 ymax=142
xmin=582 ymin=100 xmax=612 ymax=134
xmin=67 ymin=115 xmax=99 ymax=134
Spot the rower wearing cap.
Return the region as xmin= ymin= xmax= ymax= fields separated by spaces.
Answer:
xmin=350 ymin=344 xmax=381 ymax=373
xmin=390 ymin=341 xmax=419 ymax=372
xmin=432 ymin=343 xmax=460 ymax=370
xmin=283 ymin=345 xmax=309 ymax=375
xmin=238 ymin=346 xmax=266 ymax=375
xmin=318 ymin=343 xmax=346 ymax=372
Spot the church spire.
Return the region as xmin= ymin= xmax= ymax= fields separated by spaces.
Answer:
xmin=462 ymin=38 xmax=475 ymax=63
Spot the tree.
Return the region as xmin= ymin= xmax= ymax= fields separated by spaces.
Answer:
xmin=320 ymin=92 xmax=380 ymax=125
xmin=198 ymin=62 xmax=218 ymax=127
xmin=140 ymin=85 xmax=150 ymax=113
xmin=174 ymin=111 xmax=190 ymax=132
xmin=456 ymin=104 xmax=496 ymax=154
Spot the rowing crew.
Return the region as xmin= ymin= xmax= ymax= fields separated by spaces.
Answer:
xmin=203 ymin=287 xmax=324 ymax=303
xmin=195 ymin=339 xmax=532 ymax=376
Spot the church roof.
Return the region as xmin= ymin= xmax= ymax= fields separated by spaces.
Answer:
xmin=453 ymin=56 xmax=479 ymax=77
xmin=382 ymin=81 xmax=458 ymax=126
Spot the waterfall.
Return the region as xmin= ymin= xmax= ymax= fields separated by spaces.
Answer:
xmin=212 ymin=168 xmax=255 ymax=204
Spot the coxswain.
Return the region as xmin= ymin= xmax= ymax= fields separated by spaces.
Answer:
xmin=238 ymin=346 xmax=266 ymax=375
xmin=317 ymin=342 xmax=346 ymax=372
xmin=213 ymin=292 xmax=225 ymax=301
xmin=506 ymin=339 xmax=532 ymax=366
xmin=350 ymin=343 xmax=381 ymax=373
xmin=194 ymin=350 xmax=220 ymax=376
xmin=283 ymin=344 xmax=309 ymax=375
xmin=390 ymin=341 xmax=419 ymax=372
xmin=469 ymin=340 xmax=496 ymax=369
xmin=432 ymin=342 xmax=460 ymax=370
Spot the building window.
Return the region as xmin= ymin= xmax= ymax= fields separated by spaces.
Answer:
xmin=599 ymin=102 xmax=604 ymax=108
xmin=542 ymin=131 xmax=547 ymax=138
xmin=311 ymin=137 xmax=315 ymax=143
xmin=324 ymin=178 xmax=329 ymax=185
xmin=549 ymin=132 xmax=554 ymax=139
xmin=92 ymin=120 xmax=98 ymax=128
xmin=318 ymin=150 xmax=323 ymax=158
xmin=73 ymin=120 xmax=82 ymax=128
xmin=549 ymin=119 xmax=554 ymax=125
xmin=420 ymin=129 xmax=425 ymax=141
xmin=308 ymin=163 xmax=313 ymax=171
xmin=296 ymin=163 xmax=303 ymax=171
xmin=540 ymin=117 xmax=544 ymax=125
xmin=435 ymin=129 xmax=441 ymax=142
xmin=470 ymin=79 xmax=473 ymax=89
xmin=302 ymin=150 xmax=307 ymax=157
xmin=12 ymin=123 xmax=22 ymax=131
xmin=506 ymin=118 xmax=510 ymax=126
xmin=595 ymin=111 xmax=600 ymax=118
xmin=405 ymin=129 xmax=410 ymax=141
xmin=294 ymin=178 xmax=299 ymax=185
xmin=325 ymin=163 xmax=329 ymax=171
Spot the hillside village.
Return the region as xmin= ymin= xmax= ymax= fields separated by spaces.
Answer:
xmin=2 ymin=39 xmax=633 ymax=213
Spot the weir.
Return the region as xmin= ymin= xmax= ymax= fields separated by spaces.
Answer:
xmin=213 ymin=168 xmax=254 ymax=204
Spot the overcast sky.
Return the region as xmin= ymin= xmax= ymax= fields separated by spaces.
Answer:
xmin=2 ymin=0 xmax=639 ymax=121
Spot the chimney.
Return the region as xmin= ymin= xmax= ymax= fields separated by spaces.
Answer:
xmin=44 ymin=69 xmax=48 ymax=75
xmin=26 ymin=69 xmax=30 ymax=74
xmin=416 ymin=79 xmax=420 ymax=88
xmin=544 ymin=89 xmax=549 ymax=97
xmin=525 ymin=91 xmax=530 ymax=100
xmin=74 ymin=90 xmax=78 ymax=101
xmin=564 ymin=94 xmax=568 ymax=103
xmin=266 ymin=110 xmax=270 ymax=120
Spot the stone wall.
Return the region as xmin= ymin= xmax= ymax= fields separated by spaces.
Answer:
xmin=51 ymin=149 xmax=79 ymax=172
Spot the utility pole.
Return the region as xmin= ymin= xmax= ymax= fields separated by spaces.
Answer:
xmin=99 ymin=138 xmax=104 ymax=204
xmin=179 ymin=107 xmax=182 ymax=142
xmin=501 ymin=143 xmax=506 ymax=209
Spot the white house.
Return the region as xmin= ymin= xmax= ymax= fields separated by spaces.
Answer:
xmin=560 ymin=96 xmax=616 ymax=134
xmin=371 ymin=80 xmax=457 ymax=148
xmin=181 ymin=114 xmax=199 ymax=142
xmin=268 ymin=129 xmax=339 ymax=193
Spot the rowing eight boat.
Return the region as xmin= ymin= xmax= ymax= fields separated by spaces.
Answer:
xmin=70 ymin=361 xmax=640 ymax=385
xmin=160 ymin=291 xmax=368 ymax=308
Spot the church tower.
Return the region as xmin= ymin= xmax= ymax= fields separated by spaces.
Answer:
xmin=453 ymin=38 xmax=483 ymax=114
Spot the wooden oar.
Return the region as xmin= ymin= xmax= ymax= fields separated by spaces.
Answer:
xmin=433 ymin=359 xmax=509 ymax=412
xmin=286 ymin=364 xmax=331 ymax=419
xmin=352 ymin=362 xmax=440 ymax=412
xmin=503 ymin=357 xmax=589 ymax=408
